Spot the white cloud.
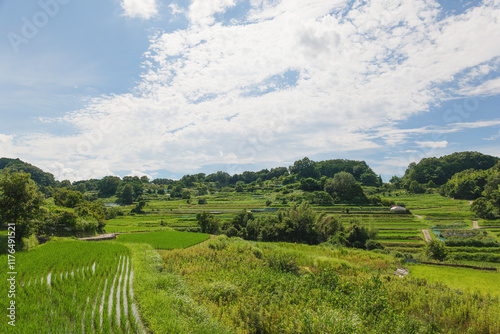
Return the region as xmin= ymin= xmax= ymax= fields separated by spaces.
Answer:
xmin=459 ymin=77 xmax=500 ymax=97
xmin=188 ymin=0 xmax=238 ymax=26
xmin=121 ymin=0 xmax=157 ymax=19
xmin=415 ymin=141 xmax=448 ymax=148
xmin=6 ymin=0 xmax=500 ymax=180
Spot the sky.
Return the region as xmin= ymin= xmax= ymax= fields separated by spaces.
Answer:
xmin=1 ymin=0 xmax=500 ymax=182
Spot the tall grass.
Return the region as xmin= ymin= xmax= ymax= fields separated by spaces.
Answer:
xmin=127 ymin=242 xmax=230 ymax=334
xmin=157 ymin=236 xmax=500 ymax=333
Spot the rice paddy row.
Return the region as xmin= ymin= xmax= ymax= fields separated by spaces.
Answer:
xmin=0 ymin=239 xmax=143 ymax=333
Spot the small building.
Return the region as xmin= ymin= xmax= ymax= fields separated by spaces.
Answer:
xmin=390 ymin=205 xmax=406 ymax=213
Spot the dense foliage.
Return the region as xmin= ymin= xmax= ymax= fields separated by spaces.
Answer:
xmin=403 ymin=151 xmax=498 ymax=186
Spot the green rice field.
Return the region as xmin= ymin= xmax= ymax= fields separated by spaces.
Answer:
xmin=0 ymin=239 xmax=142 ymax=333
xmin=115 ymin=230 xmax=210 ymax=249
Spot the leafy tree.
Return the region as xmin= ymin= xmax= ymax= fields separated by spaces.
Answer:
xmin=324 ymin=172 xmax=368 ymax=203
xmin=389 ymin=176 xmax=402 ymax=188
xmin=360 ymin=172 xmax=381 ymax=187
xmin=0 ymin=171 xmax=45 ymax=246
xmin=409 ymin=181 xmax=425 ymax=194
xmin=290 ymin=157 xmax=320 ymax=179
xmin=196 ymin=211 xmax=219 ymax=233
xmin=131 ymin=201 xmax=146 ymax=214
xmin=345 ymin=221 xmax=376 ymax=249
xmin=53 ymin=188 xmax=84 ymax=208
xmin=441 ymin=169 xmax=489 ymax=199
xmin=206 ymin=171 xmax=231 ymax=187
xmin=98 ymin=176 xmax=121 ymax=197
xmin=425 ymin=240 xmax=448 ymax=261
xmin=306 ymin=191 xmax=334 ymax=205
xmin=75 ymin=200 xmax=106 ymax=232
xmin=471 ymin=197 xmax=495 ymax=219
xmin=299 ymin=178 xmax=322 ymax=192
xmin=118 ymin=184 xmax=134 ymax=204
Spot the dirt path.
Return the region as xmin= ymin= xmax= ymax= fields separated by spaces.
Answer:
xmin=415 ymin=214 xmax=424 ymax=219
xmin=79 ymin=233 xmax=118 ymax=241
xmin=469 ymin=200 xmax=474 ymax=205
xmin=422 ymin=229 xmax=432 ymax=243
xmin=472 ymin=221 xmax=479 ymax=229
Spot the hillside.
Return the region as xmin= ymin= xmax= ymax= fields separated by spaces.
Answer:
xmin=403 ymin=151 xmax=499 ymax=186
xmin=0 ymin=157 xmax=57 ymax=188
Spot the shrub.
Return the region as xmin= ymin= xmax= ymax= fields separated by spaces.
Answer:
xmin=266 ymin=251 xmax=300 ymax=274
xmin=425 ymin=240 xmax=448 ymax=261
xmin=201 ymin=281 xmax=239 ymax=303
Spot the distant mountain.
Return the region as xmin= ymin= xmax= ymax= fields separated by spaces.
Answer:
xmin=403 ymin=151 xmax=499 ymax=185
xmin=0 ymin=158 xmax=57 ymax=188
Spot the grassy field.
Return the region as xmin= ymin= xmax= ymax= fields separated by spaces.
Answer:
xmin=156 ymin=236 xmax=500 ymax=333
xmin=409 ymin=264 xmax=500 ymax=297
xmin=115 ymin=230 xmax=210 ymax=249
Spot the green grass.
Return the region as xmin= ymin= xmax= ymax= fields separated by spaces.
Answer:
xmin=0 ymin=239 xmax=138 ymax=333
xmin=157 ymin=236 xmax=500 ymax=333
xmin=115 ymin=230 xmax=210 ymax=249
xmin=410 ymin=264 xmax=500 ymax=297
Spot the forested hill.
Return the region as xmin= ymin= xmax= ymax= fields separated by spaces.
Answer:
xmin=0 ymin=157 xmax=57 ymax=188
xmin=403 ymin=151 xmax=499 ymax=186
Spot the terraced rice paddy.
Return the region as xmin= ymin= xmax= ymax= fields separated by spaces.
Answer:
xmin=115 ymin=230 xmax=210 ymax=249
xmin=0 ymin=239 xmax=143 ymax=333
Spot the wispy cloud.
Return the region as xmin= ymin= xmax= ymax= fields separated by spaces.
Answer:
xmin=415 ymin=141 xmax=448 ymax=149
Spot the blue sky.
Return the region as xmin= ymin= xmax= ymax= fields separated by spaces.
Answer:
xmin=1 ymin=0 xmax=500 ymax=182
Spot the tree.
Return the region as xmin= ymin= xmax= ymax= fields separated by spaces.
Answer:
xmin=98 ymin=176 xmax=121 ymax=197
xmin=425 ymin=240 xmax=448 ymax=261
xmin=131 ymin=201 xmax=146 ymax=214
xmin=290 ymin=157 xmax=320 ymax=179
xmin=409 ymin=181 xmax=425 ymax=194
xmin=196 ymin=212 xmax=219 ymax=233
xmin=360 ymin=172 xmax=380 ymax=187
xmin=389 ymin=176 xmax=402 ymax=188
xmin=471 ymin=197 xmax=495 ymax=219
xmin=118 ymin=184 xmax=134 ymax=205
xmin=299 ymin=178 xmax=322 ymax=191
xmin=53 ymin=188 xmax=84 ymax=208
xmin=0 ymin=171 xmax=45 ymax=247
xmin=345 ymin=221 xmax=376 ymax=249
xmin=324 ymin=172 xmax=368 ymax=203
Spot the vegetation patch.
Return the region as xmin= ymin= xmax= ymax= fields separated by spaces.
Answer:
xmin=0 ymin=239 xmax=140 ymax=333
xmin=116 ymin=230 xmax=210 ymax=249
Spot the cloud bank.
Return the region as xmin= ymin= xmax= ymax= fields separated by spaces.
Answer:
xmin=3 ymin=0 xmax=500 ymax=181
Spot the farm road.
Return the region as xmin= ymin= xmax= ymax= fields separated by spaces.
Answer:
xmin=422 ymin=229 xmax=432 ymax=243
xmin=79 ymin=233 xmax=118 ymax=241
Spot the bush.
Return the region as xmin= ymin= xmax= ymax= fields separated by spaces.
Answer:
xmin=21 ymin=233 xmax=39 ymax=251
xmin=425 ymin=240 xmax=448 ymax=261
xmin=266 ymin=252 xmax=300 ymax=274
xmin=365 ymin=239 xmax=384 ymax=250
xmin=381 ymin=198 xmax=395 ymax=207
xmin=201 ymin=281 xmax=239 ymax=303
